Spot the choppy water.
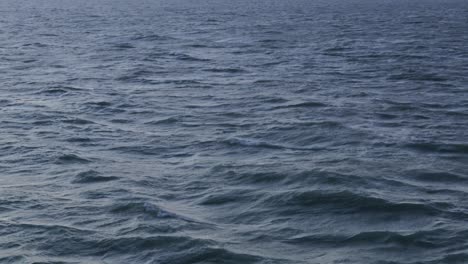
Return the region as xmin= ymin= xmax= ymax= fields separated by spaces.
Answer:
xmin=1 ymin=0 xmax=468 ymax=263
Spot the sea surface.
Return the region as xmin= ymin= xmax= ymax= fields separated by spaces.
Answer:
xmin=1 ymin=0 xmax=468 ymax=263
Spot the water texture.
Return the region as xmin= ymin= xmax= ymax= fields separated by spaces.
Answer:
xmin=1 ymin=0 xmax=467 ymax=263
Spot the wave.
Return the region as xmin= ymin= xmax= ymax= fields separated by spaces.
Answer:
xmin=108 ymin=145 xmax=184 ymax=156
xmin=144 ymin=116 xmax=180 ymax=125
xmin=131 ymin=34 xmax=173 ymax=41
xmin=36 ymin=86 xmax=86 ymax=95
xmin=203 ymin=68 xmax=247 ymax=73
xmin=116 ymin=70 xmax=154 ymax=82
xmin=84 ymin=101 xmax=113 ymax=108
xmin=273 ymin=101 xmax=328 ymax=109
xmin=112 ymin=43 xmax=135 ymax=49
xmin=65 ymin=137 xmax=93 ymax=143
xmin=61 ymin=118 xmax=95 ymax=125
xmin=165 ymin=246 xmax=266 ymax=264
xmin=170 ymin=53 xmax=210 ymax=62
xmin=216 ymin=169 xmax=368 ymax=188
xmin=261 ymin=190 xmax=444 ymax=216
xmin=0 ymin=99 xmax=12 ymax=106
xmin=409 ymin=170 xmax=468 ymax=183
xmin=388 ymin=72 xmax=448 ymax=82
xmin=0 ymin=255 xmax=25 ymax=263
xmin=54 ymin=154 xmax=91 ymax=165
xmin=109 ymin=202 xmax=201 ymax=224
xmin=197 ymin=189 xmax=260 ymax=206
xmin=223 ymin=137 xmax=324 ymax=151
xmin=405 ymin=142 xmax=468 ymax=154
xmin=2 ymin=1 xmax=467 ymax=263
xmin=286 ymin=229 xmax=453 ymax=249
xmin=225 ymin=137 xmax=285 ymax=149
xmin=72 ymin=170 xmax=119 ymax=184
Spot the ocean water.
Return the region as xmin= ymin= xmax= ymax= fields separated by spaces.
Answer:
xmin=1 ymin=0 xmax=468 ymax=263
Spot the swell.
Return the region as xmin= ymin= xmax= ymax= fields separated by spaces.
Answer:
xmin=1 ymin=222 xmax=267 ymax=264
xmin=109 ymin=202 xmax=203 ymax=224
xmin=405 ymin=142 xmax=468 ymax=155
xmin=54 ymin=154 xmax=91 ymax=165
xmin=208 ymin=167 xmax=369 ymax=188
xmin=130 ymin=34 xmax=174 ymax=41
xmin=2 ymin=1 xmax=468 ymax=263
xmin=272 ymin=101 xmax=328 ymax=109
xmin=220 ymin=137 xmax=326 ymax=151
xmin=72 ymin=170 xmax=119 ymax=184
xmin=408 ymin=170 xmax=468 ymax=183
xmin=285 ymin=228 xmax=467 ymax=249
xmin=260 ymin=190 xmax=447 ymax=217
xmin=144 ymin=116 xmax=180 ymax=125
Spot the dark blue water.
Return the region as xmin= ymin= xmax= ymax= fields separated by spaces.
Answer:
xmin=1 ymin=0 xmax=468 ymax=263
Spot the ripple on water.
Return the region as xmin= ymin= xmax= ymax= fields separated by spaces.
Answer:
xmin=1 ymin=0 xmax=467 ymax=263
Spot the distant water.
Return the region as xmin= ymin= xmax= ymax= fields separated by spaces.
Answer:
xmin=1 ymin=0 xmax=467 ymax=263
